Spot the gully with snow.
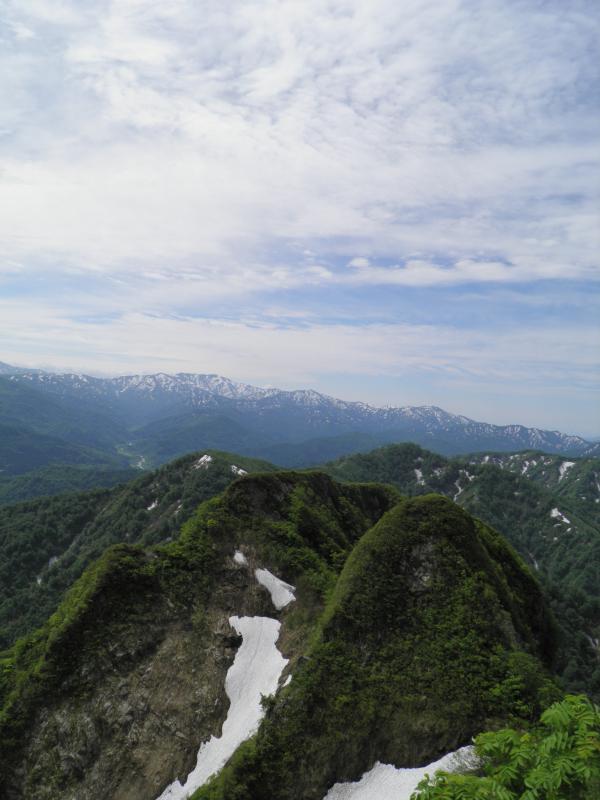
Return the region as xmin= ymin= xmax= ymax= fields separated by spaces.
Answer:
xmin=155 ymin=554 xmax=295 ymax=800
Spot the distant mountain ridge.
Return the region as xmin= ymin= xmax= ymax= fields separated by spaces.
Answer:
xmin=6 ymin=366 xmax=598 ymax=458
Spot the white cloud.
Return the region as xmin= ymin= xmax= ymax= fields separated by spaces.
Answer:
xmin=0 ymin=0 xmax=596 ymax=289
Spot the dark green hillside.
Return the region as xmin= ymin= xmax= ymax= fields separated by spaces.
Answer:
xmin=256 ymin=432 xmax=392 ymax=466
xmin=0 ymin=422 xmax=127 ymax=477
xmin=0 ymin=464 xmax=138 ymax=506
xmin=325 ymin=442 xmax=449 ymax=487
xmin=0 ymin=451 xmax=277 ymax=649
xmin=0 ymin=377 xmax=126 ymax=452
xmin=131 ymin=412 xmax=270 ymax=467
xmin=195 ymin=495 xmax=558 ymax=800
xmin=324 ymin=443 xmax=600 ymax=700
xmin=467 ymin=449 xmax=600 ymax=527
xmin=0 ymin=472 xmax=398 ymax=798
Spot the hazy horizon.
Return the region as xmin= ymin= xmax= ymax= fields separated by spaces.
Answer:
xmin=2 ymin=357 xmax=598 ymax=439
xmin=1 ymin=1 xmax=598 ymax=435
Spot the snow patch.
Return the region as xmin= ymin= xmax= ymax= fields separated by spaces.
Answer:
xmin=255 ymin=568 xmax=296 ymax=610
xmin=193 ymin=454 xmax=213 ymax=470
xmin=558 ymin=461 xmax=575 ymax=481
xmin=231 ymin=464 xmax=248 ymax=477
xmin=323 ymin=746 xmax=477 ymax=800
xmin=156 ymin=616 xmax=288 ymax=800
xmin=550 ymin=508 xmax=570 ymax=524
xmin=233 ymin=551 xmax=248 ymax=566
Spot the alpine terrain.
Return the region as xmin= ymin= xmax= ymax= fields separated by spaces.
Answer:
xmin=0 ymin=469 xmax=561 ymax=799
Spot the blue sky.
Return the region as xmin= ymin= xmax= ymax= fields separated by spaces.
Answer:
xmin=0 ymin=0 xmax=598 ymax=434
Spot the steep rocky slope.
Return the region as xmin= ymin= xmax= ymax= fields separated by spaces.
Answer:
xmin=0 ymin=473 xmax=557 ymax=800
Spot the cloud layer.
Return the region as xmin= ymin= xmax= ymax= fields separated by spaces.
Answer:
xmin=0 ymin=0 xmax=598 ymax=431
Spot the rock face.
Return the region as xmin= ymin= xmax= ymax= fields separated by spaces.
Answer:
xmin=3 ymin=544 xmax=277 ymax=800
xmin=0 ymin=474 xmax=557 ymax=800
xmin=13 ymin=572 xmax=270 ymax=800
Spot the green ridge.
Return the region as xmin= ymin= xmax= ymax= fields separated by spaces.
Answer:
xmin=195 ymin=495 xmax=559 ymax=800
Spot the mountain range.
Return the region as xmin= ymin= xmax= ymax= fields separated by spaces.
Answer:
xmin=1 ymin=365 xmax=598 ymax=504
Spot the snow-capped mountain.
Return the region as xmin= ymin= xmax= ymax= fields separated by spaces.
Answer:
xmin=7 ymin=369 xmax=598 ymax=457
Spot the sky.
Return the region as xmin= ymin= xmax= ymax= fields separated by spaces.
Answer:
xmin=0 ymin=0 xmax=598 ymax=435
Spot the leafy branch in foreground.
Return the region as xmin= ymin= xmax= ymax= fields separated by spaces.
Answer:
xmin=412 ymin=694 xmax=600 ymax=800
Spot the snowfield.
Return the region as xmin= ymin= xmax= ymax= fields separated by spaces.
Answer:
xmin=255 ymin=568 xmax=296 ymax=610
xmin=322 ymin=746 xmax=477 ymax=800
xmin=155 ymin=560 xmax=296 ymax=800
xmin=155 ymin=616 xmax=288 ymax=800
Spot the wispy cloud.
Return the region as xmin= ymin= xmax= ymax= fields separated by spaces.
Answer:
xmin=1 ymin=0 xmax=597 ymax=281
xmin=0 ymin=0 xmax=598 ymax=430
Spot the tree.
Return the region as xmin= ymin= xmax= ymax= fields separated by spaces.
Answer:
xmin=412 ymin=695 xmax=600 ymax=800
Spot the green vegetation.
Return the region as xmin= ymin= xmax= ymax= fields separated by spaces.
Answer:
xmin=131 ymin=412 xmax=268 ymax=467
xmin=0 ymin=464 xmax=137 ymax=505
xmin=0 ymin=470 xmax=399 ymax=793
xmin=0 ymin=421 xmax=127 ymax=477
xmin=413 ymin=694 xmax=600 ymax=800
xmin=324 ymin=443 xmax=600 ymax=701
xmin=0 ymin=377 xmax=129 ymax=474
xmin=190 ymin=470 xmax=399 ymax=601
xmin=194 ymin=495 xmax=559 ymax=800
xmin=0 ymin=451 xmax=278 ymax=649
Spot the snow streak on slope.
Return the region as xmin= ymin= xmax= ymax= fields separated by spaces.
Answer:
xmin=558 ymin=461 xmax=575 ymax=480
xmin=255 ymin=568 xmax=296 ymax=610
xmin=156 ymin=616 xmax=288 ymax=800
xmin=156 ymin=556 xmax=295 ymax=799
xmin=550 ymin=507 xmax=571 ymax=524
xmin=323 ymin=746 xmax=477 ymax=800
